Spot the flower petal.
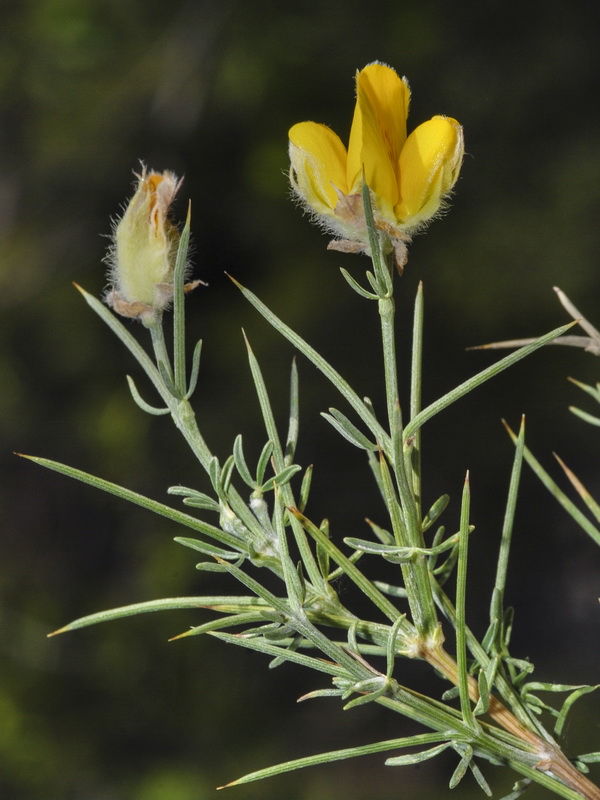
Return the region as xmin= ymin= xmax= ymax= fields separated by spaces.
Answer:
xmin=289 ymin=122 xmax=348 ymax=213
xmin=395 ymin=116 xmax=464 ymax=228
xmin=347 ymin=63 xmax=410 ymax=206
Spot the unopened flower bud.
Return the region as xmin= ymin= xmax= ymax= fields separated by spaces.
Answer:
xmin=106 ymin=166 xmax=181 ymax=321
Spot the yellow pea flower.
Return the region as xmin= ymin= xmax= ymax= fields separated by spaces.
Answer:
xmin=289 ymin=62 xmax=463 ymax=267
xmin=106 ymin=166 xmax=181 ymax=321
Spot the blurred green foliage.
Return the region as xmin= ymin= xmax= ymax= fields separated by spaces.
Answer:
xmin=1 ymin=1 xmax=599 ymax=798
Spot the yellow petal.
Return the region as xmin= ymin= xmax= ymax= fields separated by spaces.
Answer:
xmin=395 ymin=116 xmax=464 ymax=227
xmin=289 ymin=122 xmax=348 ymax=212
xmin=347 ymin=63 xmax=410 ymax=205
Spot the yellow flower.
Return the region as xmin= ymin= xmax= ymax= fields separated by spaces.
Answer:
xmin=106 ymin=166 xmax=181 ymax=320
xmin=289 ymin=62 xmax=464 ymax=267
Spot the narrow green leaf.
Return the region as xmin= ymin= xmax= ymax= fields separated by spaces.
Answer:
xmin=321 ymin=409 xmax=378 ymax=451
xmin=568 ymin=376 xmax=600 ymax=401
xmin=522 ymin=681 xmax=594 ymax=693
xmin=255 ymin=441 xmax=274 ymax=486
xmin=361 ymin=179 xmax=391 ymax=297
xmin=233 ymin=435 xmax=255 ymax=488
xmin=268 ymin=633 xmax=305 ymax=669
xmin=570 ymin=407 xmax=600 ymax=426
xmin=364 ymin=270 xmax=382 ymax=295
xmin=74 ymin=284 xmax=168 ymax=404
xmin=422 ymin=495 xmax=450 ymax=532
xmin=339 ymin=267 xmax=379 ymax=300
xmin=126 ymin=376 xmax=170 ymax=415
xmin=326 ymin=549 xmax=364 ymax=581
xmin=474 ymin=668 xmax=490 ymax=716
xmin=19 ymin=454 xmax=244 ymax=549
xmin=298 ymin=464 xmax=313 ymax=512
xmin=504 ymin=423 xmax=600 ymax=546
xmin=48 ymin=597 xmax=221 ymax=636
xmin=490 ymin=417 xmax=525 ymax=636
xmin=196 ymin=562 xmax=233 ymax=573
xmin=284 ymin=358 xmax=300 ymax=465
xmin=208 ymin=456 xmax=220 ymax=494
xmin=220 ymin=454 xmax=236 ymax=493
xmin=297 ymin=688 xmax=344 ymax=702
xmin=469 ymin=757 xmax=492 ymax=796
xmin=170 ymin=611 xmax=268 ymax=640
xmin=208 ymin=630 xmax=347 ymax=678
xmin=344 ymin=534 xmax=461 ymax=560
xmin=385 ymin=741 xmax=451 ymax=766
xmin=577 ymin=752 xmax=600 ymax=764
xmin=229 ymin=274 xmax=391 ymax=452
xmin=373 ymin=581 xmax=408 ymax=598
xmin=212 ymin=557 xmax=291 ymax=617
xmin=172 ymin=491 xmax=220 ymax=513
xmin=449 ymin=743 xmax=473 ymax=789
xmin=343 ymin=677 xmax=388 ymax=709
xmin=184 ymin=338 xmax=203 ymax=400
xmin=409 ymin=282 xmax=424 ymax=507
xmin=555 ymin=685 xmax=599 ymax=737
xmin=261 ymin=464 xmax=302 ymax=493
xmin=173 ymin=205 xmax=192 ymax=395
xmin=554 ymin=453 xmax=600 ymax=523
xmin=220 ymin=732 xmax=450 ymax=788
xmin=365 ymin=518 xmax=394 ymax=545
xmin=442 ymin=686 xmax=460 ymax=701
xmin=242 ymin=335 xmax=322 ymax=589
xmin=173 ymin=536 xmax=241 ymax=560
xmin=243 ymin=331 xmax=290 ymax=476
xmin=405 ymin=320 xmax=578 ymax=439
xmin=168 ymin=485 xmax=219 ymax=509
xmin=498 ymin=779 xmax=531 ymax=800
xmin=315 ymin=519 xmax=330 ymax=581
xmin=386 ymin=614 xmax=407 ymax=678
xmin=343 ymin=538 xmax=412 ymax=556
xmin=456 ymin=473 xmax=475 ymax=729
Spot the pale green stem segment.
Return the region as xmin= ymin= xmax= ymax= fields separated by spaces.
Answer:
xmin=362 ymin=184 xmax=437 ymax=638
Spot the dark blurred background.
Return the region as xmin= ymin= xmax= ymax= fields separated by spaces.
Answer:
xmin=1 ymin=1 xmax=599 ymax=798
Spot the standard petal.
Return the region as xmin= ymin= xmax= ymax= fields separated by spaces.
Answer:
xmin=347 ymin=63 xmax=410 ymax=204
xmin=395 ymin=116 xmax=464 ymax=228
xmin=289 ymin=122 xmax=348 ymax=212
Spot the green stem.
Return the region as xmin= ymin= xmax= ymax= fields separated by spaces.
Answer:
xmin=376 ymin=259 xmax=437 ymax=638
xmin=149 ymin=318 xmax=176 ymax=391
xmin=378 ymin=292 xmax=401 ymax=438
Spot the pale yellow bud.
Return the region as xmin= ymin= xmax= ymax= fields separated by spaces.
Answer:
xmin=106 ymin=166 xmax=181 ymax=321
